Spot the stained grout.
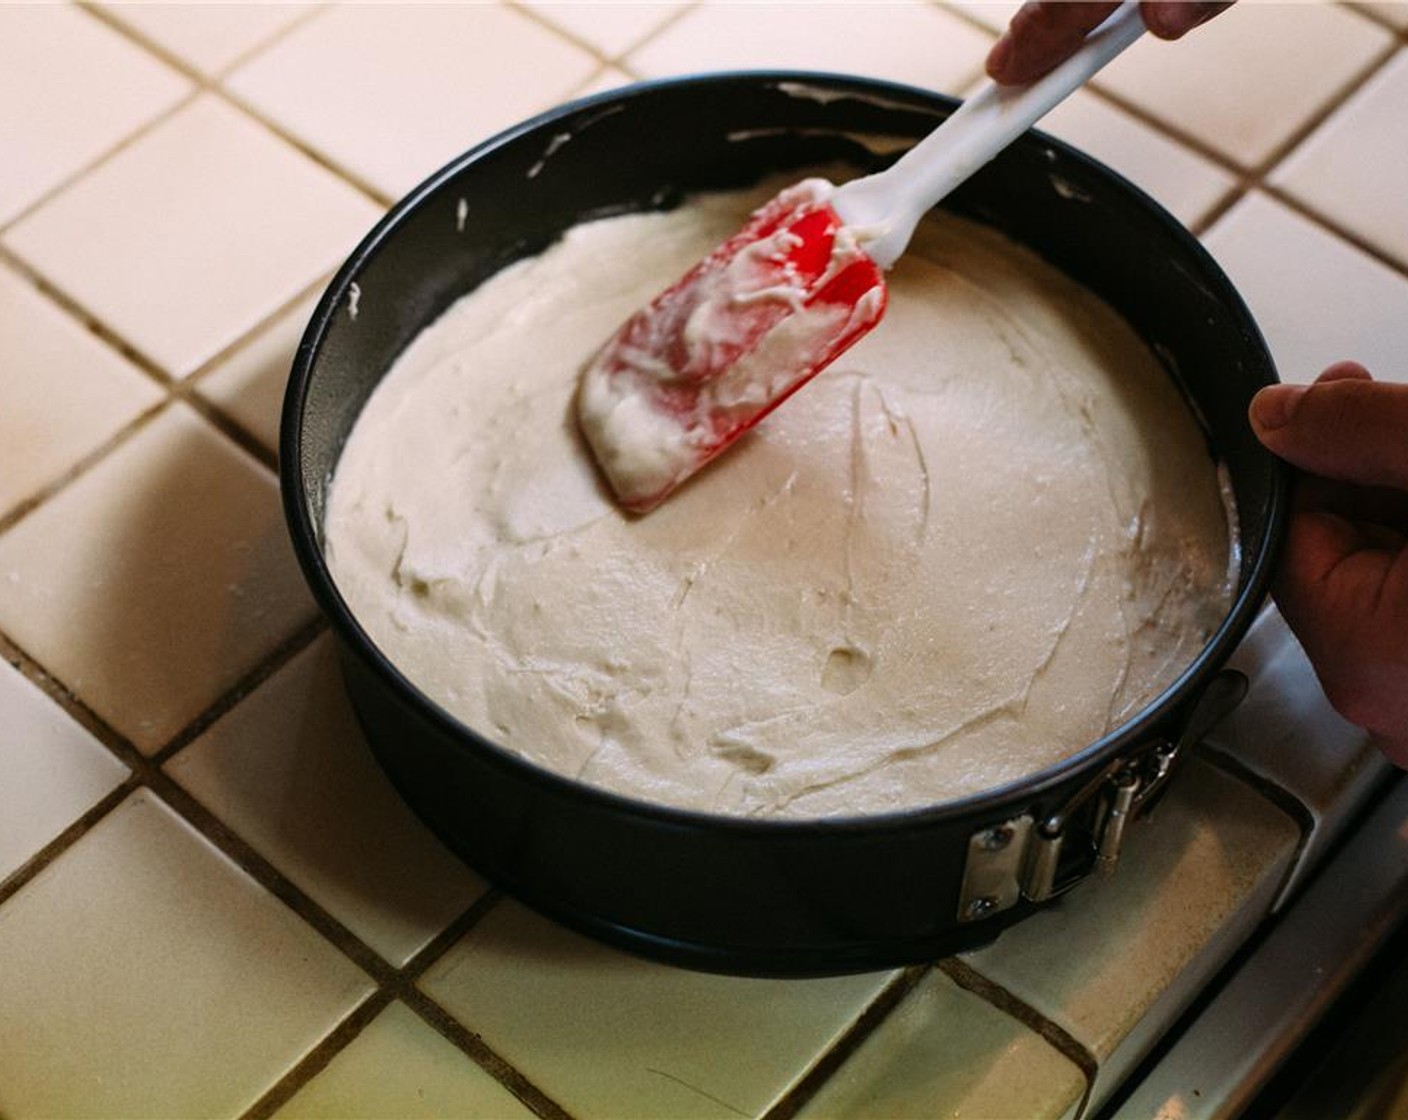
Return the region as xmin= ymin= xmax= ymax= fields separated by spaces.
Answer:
xmin=177 ymin=386 xmax=281 ymax=474
xmin=151 ymin=614 xmax=328 ymax=765
xmin=216 ymin=82 xmax=398 ymax=210
xmin=1194 ymin=740 xmax=1332 ymax=910
xmin=183 ymin=270 xmax=333 ymax=389
xmin=0 ymin=90 xmax=203 ymax=244
xmin=0 ymin=632 xmax=147 ymax=779
xmin=400 ymin=987 xmax=579 ymax=1120
xmin=0 ymin=245 xmax=174 ymax=392
xmin=71 ymin=2 xmax=395 ymax=213
xmin=510 ymin=0 xmax=702 ymax=67
xmin=1258 ymin=180 xmax=1408 ymax=279
xmin=2 ymin=1 xmax=1406 ymax=1115
xmin=238 ymin=990 xmax=395 ymax=1120
xmin=0 ymin=395 xmax=170 ymax=539
xmin=938 ymin=956 xmax=1101 ymax=1113
xmin=760 ymin=965 xmax=930 ymax=1120
xmin=0 ymin=780 xmax=137 ymax=908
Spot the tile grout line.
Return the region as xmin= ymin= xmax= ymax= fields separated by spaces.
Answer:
xmin=176 ymin=386 xmax=281 ymax=475
xmin=1078 ymin=32 xmax=1401 ymax=200
xmin=0 ymin=780 xmax=137 ymax=908
xmin=0 ymin=628 xmax=147 ymax=910
xmin=0 ymin=384 xmax=281 ymax=545
xmin=2 ymin=8 xmax=569 ymax=1101
xmin=1089 ymin=34 xmax=1408 ymax=289
xmin=209 ymin=2 xmax=333 ymax=82
xmin=938 ymin=957 xmax=1100 ymax=1117
xmin=238 ymin=887 xmax=578 ymax=1120
xmin=1 ymin=618 xmax=566 ymax=1119
xmin=1257 ymin=181 xmax=1408 ymax=282
xmin=150 ymin=615 xmax=329 ymax=765
xmin=238 ymin=989 xmax=395 ymax=1120
xmin=0 ymin=244 xmax=174 ymax=394
xmin=1 ymin=6 xmax=389 ymax=313
xmin=5 ymin=4 xmax=1403 ymax=1115
xmin=1192 ymin=739 xmax=1336 ymax=910
xmin=397 ymin=991 xmax=579 ymax=1120
xmin=0 ymin=617 xmax=319 ymax=903
xmin=0 ymin=632 xmax=147 ymax=782
xmin=0 ymin=85 xmax=202 ymax=244
xmin=391 ymin=890 xmax=579 ymax=1120
xmin=0 ymin=257 xmax=331 ymax=540
xmin=215 ymin=81 xmax=396 ymax=210
xmin=1240 ymin=37 xmax=1402 ymax=183
xmin=182 ymin=269 xmax=334 ymax=393
xmin=936 ymin=0 xmax=1003 ymax=43
xmin=76 ymin=0 xmax=322 ymax=89
xmin=7 ymin=7 xmax=1396 ymax=567
xmin=0 ymin=396 xmax=170 ymax=539
xmin=508 ymin=0 xmax=631 ymax=65
xmin=758 ymin=965 xmax=930 ymax=1120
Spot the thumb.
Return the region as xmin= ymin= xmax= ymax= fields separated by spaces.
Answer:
xmin=1250 ymin=371 xmax=1408 ymax=492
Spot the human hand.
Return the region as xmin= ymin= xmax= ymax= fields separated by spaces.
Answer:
xmin=986 ymin=1 xmax=1233 ymax=85
xmin=1249 ymin=363 xmax=1408 ymax=766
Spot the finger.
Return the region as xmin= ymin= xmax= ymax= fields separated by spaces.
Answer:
xmin=987 ymin=2 xmax=1120 ymax=84
xmin=1294 ymin=475 xmax=1408 ymax=530
xmin=1250 ymin=376 xmax=1408 ymax=492
xmin=1272 ymin=510 xmax=1405 ymax=734
xmin=1141 ymin=1 xmax=1234 ymax=41
xmin=1316 ymin=359 xmax=1373 ymax=384
xmin=1275 ymin=509 xmax=1372 ymax=605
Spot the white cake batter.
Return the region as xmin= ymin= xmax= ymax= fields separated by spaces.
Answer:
xmin=325 ymin=180 xmax=1234 ymax=819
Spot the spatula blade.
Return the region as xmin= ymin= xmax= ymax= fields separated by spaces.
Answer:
xmin=577 ymin=179 xmax=886 ymax=513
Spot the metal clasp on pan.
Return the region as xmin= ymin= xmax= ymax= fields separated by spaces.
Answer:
xmin=957 ymin=670 xmax=1248 ymax=923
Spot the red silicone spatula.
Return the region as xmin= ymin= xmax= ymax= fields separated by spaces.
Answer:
xmin=578 ymin=2 xmax=1146 ymax=513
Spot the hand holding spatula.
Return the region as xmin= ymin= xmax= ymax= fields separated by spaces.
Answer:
xmin=577 ymin=1 xmax=1147 ymax=513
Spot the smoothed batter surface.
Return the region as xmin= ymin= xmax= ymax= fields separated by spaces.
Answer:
xmin=325 ymin=181 xmax=1233 ymax=819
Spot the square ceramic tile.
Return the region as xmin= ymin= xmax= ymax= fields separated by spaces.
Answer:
xmin=0 ymin=262 xmax=163 ymax=520
xmin=524 ymin=2 xmax=683 ymax=58
xmin=625 ymin=2 xmax=994 ymax=93
xmin=1093 ymin=2 xmax=1393 ymax=170
xmin=421 ymin=901 xmax=895 ymax=1118
xmin=1270 ymin=50 xmax=1408 ymax=273
xmin=1202 ymin=191 xmax=1408 ymax=385
xmin=962 ymin=759 xmax=1298 ymax=1069
xmin=167 ymin=635 xmax=488 ymax=966
xmin=1036 ymin=90 xmax=1237 ymax=228
xmin=1204 ymin=606 xmax=1388 ymax=904
xmin=274 ymin=1000 xmax=535 ymax=1119
xmin=0 ymin=4 xmax=191 ymax=226
xmin=0 ymin=661 xmax=129 ymax=882
xmin=0 ymin=789 xmax=375 ymax=1118
xmin=227 ymin=4 xmax=600 ymax=200
xmin=99 ymin=2 xmax=316 ymax=76
xmin=197 ymin=289 xmax=321 ymax=456
xmin=797 ymin=970 xmax=1084 ymax=1120
xmin=2 ymin=95 xmax=380 ymax=379
xmin=0 ymin=404 xmax=317 ymax=754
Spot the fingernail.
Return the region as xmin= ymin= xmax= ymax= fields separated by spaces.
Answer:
xmin=1250 ymin=384 xmax=1306 ymax=432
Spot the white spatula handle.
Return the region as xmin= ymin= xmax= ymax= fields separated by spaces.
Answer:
xmin=832 ymin=0 xmax=1146 ymax=268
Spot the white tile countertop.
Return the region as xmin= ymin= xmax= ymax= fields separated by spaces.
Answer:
xmin=2 ymin=3 xmax=1407 ymax=1117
